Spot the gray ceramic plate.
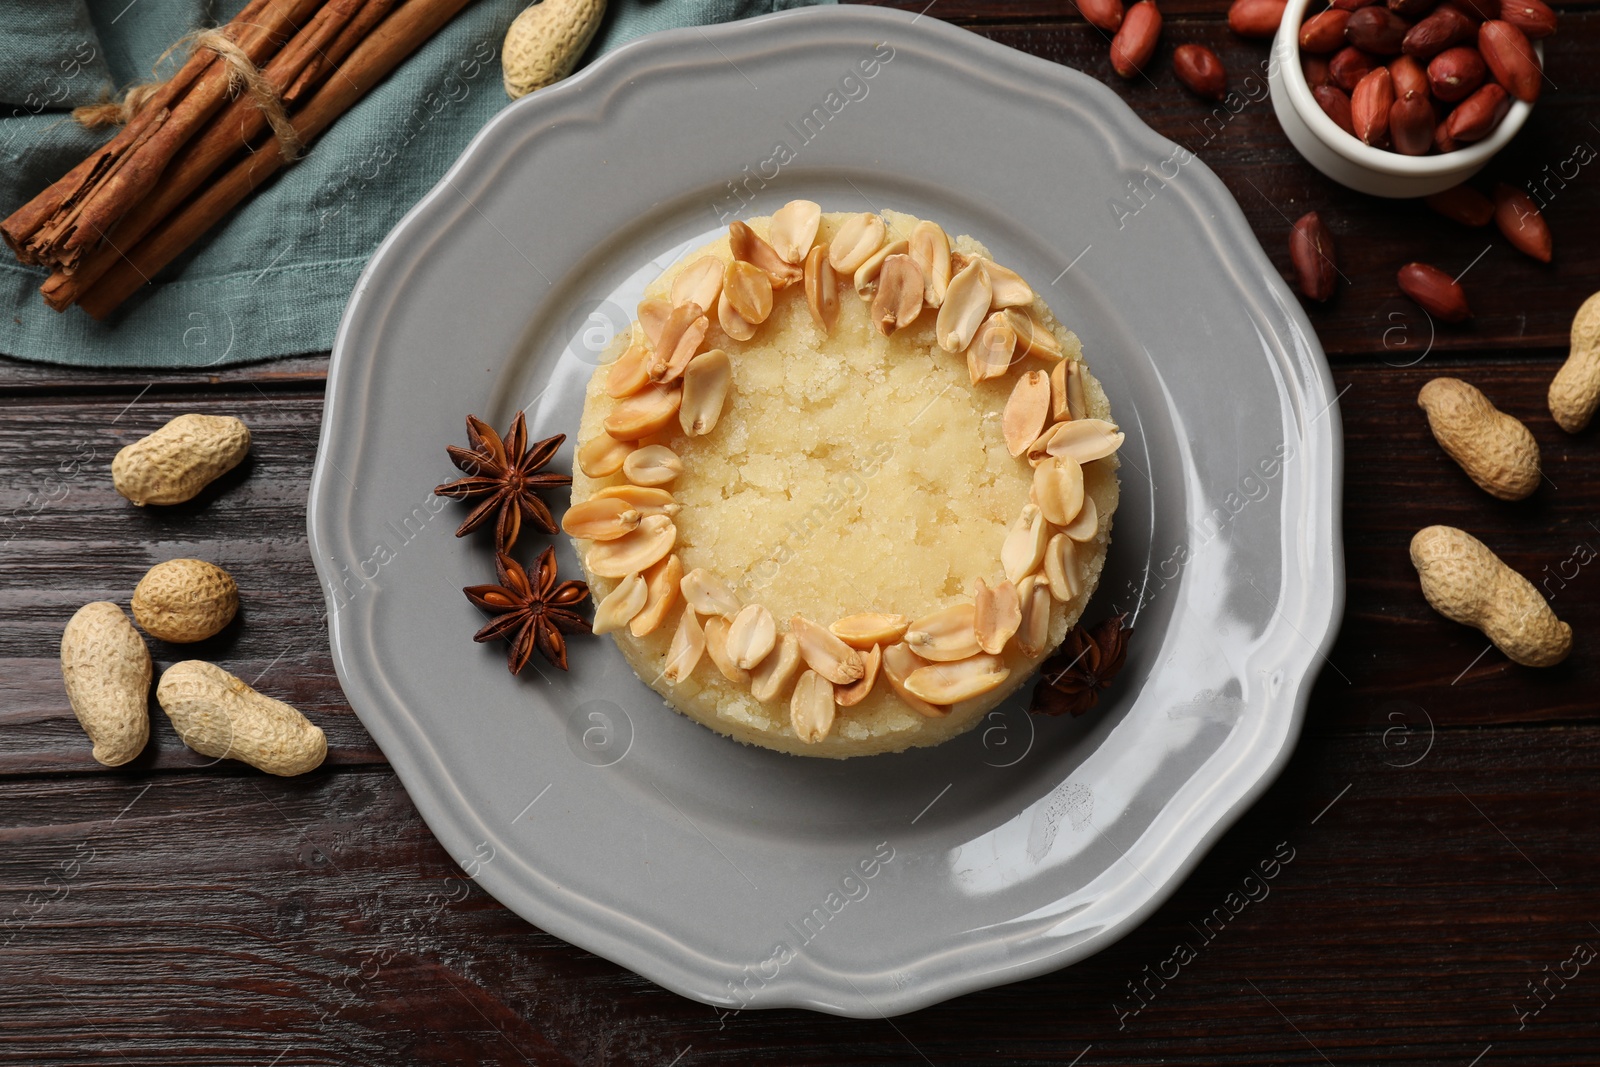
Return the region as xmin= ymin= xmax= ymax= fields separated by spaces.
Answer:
xmin=309 ymin=5 xmax=1343 ymax=1017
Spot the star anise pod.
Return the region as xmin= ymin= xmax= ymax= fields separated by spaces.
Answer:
xmin=1031 ymin=613 xmax=1131 ymax=717
xmin=435 ymin=413 xmax=570 ymax=551
xmin=464 ymin=547 xmax=590 ymax=673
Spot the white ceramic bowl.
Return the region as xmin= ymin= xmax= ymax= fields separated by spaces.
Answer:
xmin=1267 ymin=0 xmax=1540 ymax=197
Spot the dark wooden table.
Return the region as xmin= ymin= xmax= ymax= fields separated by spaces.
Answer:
xmin=4 ymin=2 xmax=1598 ymax=1063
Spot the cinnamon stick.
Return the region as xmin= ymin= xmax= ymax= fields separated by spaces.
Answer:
xmin=0 ymin=0 xmax=281 ymax=262
xmin=283 ymin=0 xmax=403 ymax=104
xmin=19 ymin=0 xmax=323 ymax=272
xmin=78 ymin=0 xmax=481 ymax=320
xmin=1 ymin=51 xmax=214 ymax=262
xmin=40 ymin=0 xmax=382 ymax=310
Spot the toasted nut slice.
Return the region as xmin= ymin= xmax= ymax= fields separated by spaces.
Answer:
xmin=593 ymin=572 xmax=648 ymax=635
xmin=663 ymin=609 xmax=705 ymax=683
xmin=587 ymin=514 xmax=676 ymax=578
xmin=717 ymin=289 xmax=757 ymax=342
xmin=979 ymin=259 xmax=1034 ymax=308
xmin=769 ymin=199 xmax=822 ymax=264
xmin=1062 ymin=495 xmax=1099 ymax=542
xmin=974 ymin=577 xmax=1022 ymax=655
xmin=1025 ymin=428 xmax=1052 ymax=464
xmin=1002 ymin=504 xmax=1048 ymax=584
xmin=671 ymin=255 xmax=724 ymax=313
xmin=804 ymin=246 xmax=839 ymax=334
xmin=1004 ymin=371 xmax=1051 ymax=457
xmin=561 ymin=496 xmax=642 ymax=541
xmin=909 ymin=220 xmax=951 ymax=307
xmin=703 ymin=616 xmax=752 ymax=685
xmin=604 ymin=381 xmax=682 ymax=440
xmin=1044 ymin=533 xmax=1081 ymax=601
xmin=623 ymin=444 xmax=682 ymax=487
xmin=727 ymin=604 xmax=777 ymax=670
xmin=578 ymin=432 xmax=630 ymax=477
xmin=904 ymin=654 xmax=1010 ymax=705
xmin=1032 ymin=455 xmax=1085 ymax=526
xmin=790 ymin=669 xmax=835 ymax=744
xmin=1017 ymin=575 xmax=1052 ymax=657
xmin=681 ymin=567 xmax=741 ymax=618
xmin=649 ymin=302 xmax=709 ymax=383
xmin=791 ymin=615 xmax=865 ymax=683
xmin=830 ymin=612 xmax=910 ymax=649
xmin=637 ymin=297 xmax=671 ymax=348
xmin=1031 ymin=418 xmax=1124 ymax=466
xmin=882 ymin=642 xmax=946 ymax=717
xmin=680 ymin=348 xmax=732 ymax=437
xmin=1066 ymin=360 xmax=1087 ymax=420
xmin=853 ymin=238 xmax=909 ymax=297
xmin=905 ymin=602 xmax=982 ymax=662
xmin=936 ymin=260 xmax=992 ymax=353
xmin=630 ymin=553 xmax=683 ymax=637
xmin=966 ymin=311 xmax=1018 ymax=384
xmin=835 ymin=644 xmax=882 ymax=707
xmin=828 ymin=212 xmax=887 ymax=274
xmin=872 ymin=254 xmax=925 ymax=335
xmin=724 ymin=260 xmax=774 ymax=325
xmin=606 ymin=339 xmax=652 ymax=398
xmin=593 ymin=485 xmax=677 ymax=516
xmin=729 ymin=219 xmax=802 ymax=288
xmin=1005 ymin=307 xmax=1063 ymax=361
xmin=750 ymin=632 xmax=801 ymax=702
xmin=1049 ymin=359 xmax=1073 ymax=421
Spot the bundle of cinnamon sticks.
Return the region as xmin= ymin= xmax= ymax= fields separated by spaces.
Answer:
xmin=2 ymin=0 xmax=478 ymax=320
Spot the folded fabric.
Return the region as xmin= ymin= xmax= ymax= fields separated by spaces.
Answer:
xmin=0 ymin=0 xmax=833 ymax=369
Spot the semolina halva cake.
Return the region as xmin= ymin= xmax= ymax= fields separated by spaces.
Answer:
xmin=565 ymin=205 xmax=1122 ymax=757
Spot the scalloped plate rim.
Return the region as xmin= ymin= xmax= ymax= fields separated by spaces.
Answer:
xmin=308 ymin=5 xmax=1345 ymax=1016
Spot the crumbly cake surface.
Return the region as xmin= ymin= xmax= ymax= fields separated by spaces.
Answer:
xmin=571 ymin=210 xmax=1119 ymax=757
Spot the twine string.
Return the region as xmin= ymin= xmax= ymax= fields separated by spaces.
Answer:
xmin=71 ymin=27 xmax=303 ymax=161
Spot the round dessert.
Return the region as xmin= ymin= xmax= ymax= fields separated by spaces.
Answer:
xmin=566 ymin=205 xmax=1122 ymax=758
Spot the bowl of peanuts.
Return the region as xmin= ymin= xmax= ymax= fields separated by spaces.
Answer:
xmin=1267 ymin=0 xmax=1549 ymax=197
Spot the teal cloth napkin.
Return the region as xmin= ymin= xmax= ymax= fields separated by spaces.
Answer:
xmin=0 ymin=0 xmax=832 ymax=369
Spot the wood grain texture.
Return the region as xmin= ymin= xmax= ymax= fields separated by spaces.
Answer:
xmin=857 ymin=0 xmax=1600 ymax=16
xmin=1 ymin=0 xmax=1597 ymax=1060
xmin=1321 ymin=356 xmax=1600 ymax=725
xmin=0 ymin=393 xmax=381 ymax=776
xmin=0 ymin=354 xmax=332 ymax=393
xmin=0 ymin=728 xmax=1595 ymax=1065
xmin=950 ymin=12 xmax=1598 ymax=359
xmin=5 ymin=357 xmax=1597 ymax=778
xmin=4 ymin=15 xmax=1597 ymax=380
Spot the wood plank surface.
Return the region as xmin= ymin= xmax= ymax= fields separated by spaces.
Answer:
xmin=1 ymin=727 xmax=1595 ymax=1065
xmin=1323 ymin=356 xmax=1600 ymax=725
xmin=3 ymin=14 xmax=1596 ymax=382
xmin=0 ymin=392 xmax=381 ymax=777
xmin=950 ymin=12 xmax=1600 ymax=358
xmin=859 ymin=0 xmax=1600 ymax=15
xmin=2 ymin=0 xmax=1597 ymax=1061
xmin=5 ymin=355 xmax=1596 ymax=778
xmin=0 ymin=354 xmax=332 ymax=393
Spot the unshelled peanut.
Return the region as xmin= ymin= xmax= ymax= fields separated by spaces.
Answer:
xmin=131 ymin=558 xmax=239 ymax=642
xmin=60 ymin=602 xmax=151 ymax=766
xmin=502 ymin=0 xmax=606 ymax=99
xmin=112 ymin=413 xmax=250 ymax=506
xmin=156 ymin=661 xmax=326 ymax=776
xmin=1548 ymin=291 xmax=1600 ymax=433
xmin=1410 ymin=526 xmax=1571 ymax=667
xmin=1417 ymin=378 xmax=1540 ymax=501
